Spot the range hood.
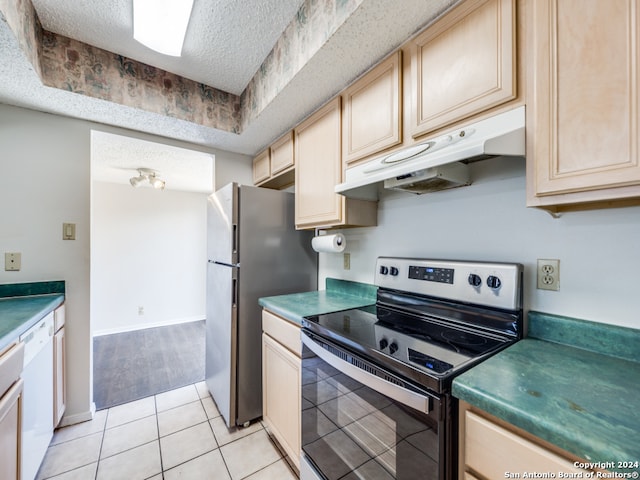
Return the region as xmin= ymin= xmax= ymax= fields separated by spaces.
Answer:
xmin=335 ymin=106 xmax=525 ymax=200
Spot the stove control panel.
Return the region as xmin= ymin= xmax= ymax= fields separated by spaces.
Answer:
xmin=375 ymin=257 xmax=523 ymax=310
xmin=408 ymin=265 xmax=454 ymax=284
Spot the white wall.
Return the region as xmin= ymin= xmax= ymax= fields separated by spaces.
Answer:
xmin=319 ymin=157 xmax=640 ymax=329
xmin=0 ymin=103 xmax=252 ymax=423
xmin=0 ymin=105 xmax=92 ymax=423
xmin=214 ymin=151 xmax=254 ymax=189
xmin=91 ymin=182 xmax=207 ymax=335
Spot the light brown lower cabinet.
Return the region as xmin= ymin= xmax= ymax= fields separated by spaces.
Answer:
xmin=0 ymin=341 xmax=24 ymax=480
xmin=459 ymin=401 xmax=594 ymax=479
xmin=0 ymin=379 xmax=23 ymax=480
xmin=53 ymin=304 xmax=66 ymax=427
xmin=261 ymin=310 xmax=301 ymax=471
xmin=53 ymin=327 xmax=66 ymax=427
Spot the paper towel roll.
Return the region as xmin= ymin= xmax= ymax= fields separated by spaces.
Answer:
xmin=312 ymin=234 xmax=346 ymax=253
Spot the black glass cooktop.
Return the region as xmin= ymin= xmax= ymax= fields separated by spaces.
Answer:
xmin=303 ymin=303 xmax=513 ymax=392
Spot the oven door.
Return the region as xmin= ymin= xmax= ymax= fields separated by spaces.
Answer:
xmin=301 ymin=330 xmax=450 ymax=480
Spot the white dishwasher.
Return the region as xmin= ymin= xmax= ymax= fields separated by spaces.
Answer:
xmin=20 ymin=312 xmax=54 ymax=480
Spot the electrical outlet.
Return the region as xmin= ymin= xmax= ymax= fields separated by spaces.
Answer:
xmin=138 ymin=306 xmax=144 ymax=315
xmin=537 ymin=259 xmax=560 ymax=291
xmin=343 ymin=253 xmax=351 ymax=270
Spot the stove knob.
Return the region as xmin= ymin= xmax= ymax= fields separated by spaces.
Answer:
xmin=379 ymin=338 xmax=388 ymax=350
xmin=390 ymin=267 xmax=399 ymax=276
xmin=379 ymin=266 xmax=389 ymax=275
xmin=389 ymin=343 xmax=398 ymax=355
xmin=468 ymin=273 xmax=482 ymax=287
xmin=486 ymin=275 xmax=502 ymax=290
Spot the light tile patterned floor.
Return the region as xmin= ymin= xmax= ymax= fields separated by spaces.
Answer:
xmin=36 ymin=382 xmax=298 ymax=480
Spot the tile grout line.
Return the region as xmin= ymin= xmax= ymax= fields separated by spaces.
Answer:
xmin=154 ymin=394 xmax=166 ymax=479
xmin=202 ymin=393 xmax=234 ymax=479
xmin=239 ymin=458 xmax=287 ymax=480
xmin=43 ymin=383 xmax=290 ymax=480
xmin=93 ymin=406 xmax=109 ymax=480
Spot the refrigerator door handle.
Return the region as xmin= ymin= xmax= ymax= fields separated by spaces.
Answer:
xmin=232 ymin=278 xmax=238 ymax=307
xmin=232 ymin=224 xmax=238 ymax=256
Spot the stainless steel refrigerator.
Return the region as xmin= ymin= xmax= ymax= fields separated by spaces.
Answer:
xmin=206 ymin=183 xmax=317 ymax=427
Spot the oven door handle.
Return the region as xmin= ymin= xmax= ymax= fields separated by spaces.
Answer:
xmin=302 ymin=332 xmax=431 ymax=414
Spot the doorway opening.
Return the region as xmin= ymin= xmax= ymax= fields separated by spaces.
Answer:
xmin=90 ymin=131 xmax=214 ymax=409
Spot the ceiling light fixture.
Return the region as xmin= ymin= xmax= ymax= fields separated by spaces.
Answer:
xmin=130 ymin=168 xmax=166 ymax=190
xmin=133 ymin=0 xmax=194 ymax=57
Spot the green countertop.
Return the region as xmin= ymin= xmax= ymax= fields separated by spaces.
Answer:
xmin=0 ymin=281 xmax=65 ymax=351
xmin=259 ymin=277 xmax=377 ymax=325
xmin=453 ymin=312 xmax=640 ymax=473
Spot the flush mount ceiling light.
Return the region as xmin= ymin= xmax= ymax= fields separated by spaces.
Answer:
xmin=133 ymin=0 xmax=194 ymax=56
xmin=130 ymin=168 xmax=166 ymax=190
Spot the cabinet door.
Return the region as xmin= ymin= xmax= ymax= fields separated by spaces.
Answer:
xmin=465 ymin=411 xmax=588 ymax=478
xmin=0 ymin=379 xmax=23 ymax=480
xmin=262 ymin=333 xmax=301 ymax=469
xmin=253 ymin=149 xmax=270 ymax=185
xmin=295 ymin=97 xmax=344 ymax=228
xmin=54 ymin=327 xmax=66 ymax=427
xmin=343 ymin=51 xmax=402 ymax=165
xmin=54 ymin=303 xmax=65 ymax=332
xmin=411 ymin=0 xmax=516 ymax=138
xmin=528 ymin=0 xmax=640 ymax=204
xmin=270 ymin=131 xmax=295 ymax=176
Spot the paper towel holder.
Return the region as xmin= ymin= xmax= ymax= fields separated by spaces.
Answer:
xmin=312 ymin=229 xmax=346 ymax=253
xmin=314 ymin=228 xmax=343 ymax=245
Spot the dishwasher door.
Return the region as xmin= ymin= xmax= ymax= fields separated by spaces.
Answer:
xmin=20 ymin=313 xmax=54 ymax=480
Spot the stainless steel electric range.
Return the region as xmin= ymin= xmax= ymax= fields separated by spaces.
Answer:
xmin=300 ymin=257 xmax=523 ymax=480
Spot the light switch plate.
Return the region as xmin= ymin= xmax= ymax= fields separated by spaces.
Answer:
xmin=63 ymin=223 xmax=76 ymax=240
xmin=5 ymin=252 xmax=21 ymax=271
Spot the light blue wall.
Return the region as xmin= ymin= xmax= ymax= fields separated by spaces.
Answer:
xmin=319 ymin=157 xmax=640 ymax=329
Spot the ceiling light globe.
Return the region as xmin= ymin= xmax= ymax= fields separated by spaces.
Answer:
xmin=150 ymin=177 xmax=166 ymax=190
xmin=130 ymin=176 xmax=144 ymax=187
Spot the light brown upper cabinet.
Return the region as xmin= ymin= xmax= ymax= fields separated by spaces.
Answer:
xmin=527 ymin=0 xmax=640 ymax=210
xmin=411 ymin=0 xmax=516 ymax=138
xmin=252 ymin=149 xmax=270 ymax=185
xmin=342 ymin=51 xmax=402 ymax=166
xmin=253 ymin=131 xmax=296 ymax=189
xmin=295 ymin=97 xmax=377 ymax=229
xmin=270 ymin=131 xmax=295 ymax=177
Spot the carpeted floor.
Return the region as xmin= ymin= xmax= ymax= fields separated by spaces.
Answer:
xmin=93 ymin=320 xmax=206 ymax=410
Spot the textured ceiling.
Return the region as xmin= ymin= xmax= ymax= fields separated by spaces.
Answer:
xmin=0 ymin=0 xmax=460 ymax=191
xmin=91 ymin=131 xmax=214 ymax=193
xmin=30 ymin=0 xmax=304 ymax=95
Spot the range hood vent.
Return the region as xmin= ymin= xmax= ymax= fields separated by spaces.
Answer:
xmin=336 ymin=106 xmax=525 ymax=200
xmin=383 ymin=162 xmax=470 ymax=194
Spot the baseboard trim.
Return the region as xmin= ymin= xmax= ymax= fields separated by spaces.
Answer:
xmin=93 ymin=316 xmax=205 ymax=337
xmin=58 ymin=402 xmax=97 ymax=427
